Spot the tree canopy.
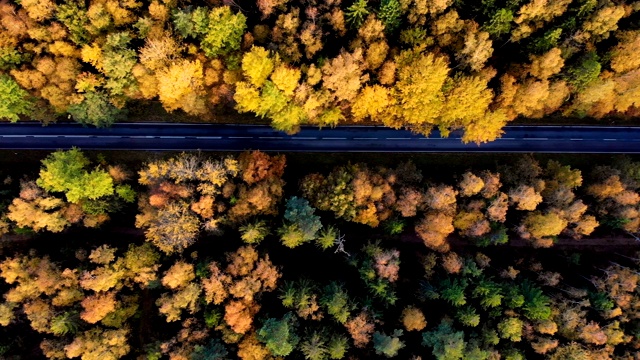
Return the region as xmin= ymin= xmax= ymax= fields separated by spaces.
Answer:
xmin=1 ymin=0 xmax=639 ymax=141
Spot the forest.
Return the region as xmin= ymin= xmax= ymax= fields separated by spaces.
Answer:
xmin=0 ymin=149 xmax=639 ymax=359
xmin=1 ymin=0 xmax=640 ymax=142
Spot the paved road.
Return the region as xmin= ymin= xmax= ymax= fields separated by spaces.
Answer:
xmin=1 ymin=122 xmax=640 ymax=152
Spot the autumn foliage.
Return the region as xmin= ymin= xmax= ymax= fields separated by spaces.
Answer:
xmin=1 ymin=0 xmax=639 ymax=143
xmin=1 ymin=151 xmax=640 ymax=359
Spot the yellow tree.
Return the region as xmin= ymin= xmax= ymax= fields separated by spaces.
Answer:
xmin=511 ymin=0 xmax=572 ymax=42
xmin=79 ymin=263 xmax=125 ymax=293
xmin=458 ymin=172 xmax=484 ymax=197
xmin=511 ymin=79 xmax=550 ymax=117
xmin=65 ymin=328 xmax=130 ymax=360
xmin=224 ymin=299 xmax=259 ymax=334
xmin=399 ymin=0 xmax=451 ymax=26
xmin=235 ymin=47 xmax=306 ymax=133
xmin=88 ymin=245 xmax=117 ymax=265
xmin=256 ymin=0 xmax=289 ymax=18
xmin=237 ymin=333 xmax=271 ymax=360
xmin=358 ymin=15 xmax=386 ymax=44
xmin=201 ymin=246 xmax=280 ymax=334
xmin=0 ymin=302 xmax=14 ymax=326
xmin=139 ymin=34 xmax=182 ymax=72
xmin=610 ymin=31 xmax=640 ymax=74
xmin=241 ymin=46 xmax=275 ymax=88
xmin=23 ymin=299 xmax=54 ymax=333
xmin=613 ymin=69 xmax=640 ymax=114
xmin=508 ymin=185 xmax=543 ymax=211
xmin=120 ymin=243 xmax=160 ymax=288
xmin=431 ymin=10 xmax=465 ymax=47
xmin=321 ymin=48 xmax=369 ymax=103
xmin=136 ymin=202 xmax=200 ymax=255
xmin=271 ymin=65 xmax=301 ymax=96
xmin=454 ymin=210 xmax=490 ymax=238
xmin=581 ymin=5 xmax=627 ymax=42
xmin=439 ymin=75 xmax=493 ymax=133
xmin=517 ymin=211 xmax=568 ymax=247
xmin=156 ymin=282 xmax=202 ymax=322
xmin=20 ymin=0 xmax=55 ymax=21
xmin=402 ymin=306 xmax=426 ymax=331
xmin=351 ymin=85 xmax=392 ymax=122
xmin=457 ymin=24 xmax=493 ymax=71
xmin=300 ymin=22 xmax=323 ymax=59
xmin=528 ymin=48 xmax=564 ymax=80
xmin=415 ymin=212 xmax=454 ymax=252
xmin=366 ymin=41 xmax=389 ymax=70
xmin=461 ymin=110 xmax=509 ymax=144
xmin=80 ymin=292 xmax=117 ymax=324
xmin=156 ymin=59 xmax=207 ymax=115
xmin=7 ymin=196 xmax=68 ymax=232
xmin=424 ymin=185 xmax=457 ymax=213
xmin=161 ymin=261 xmax=196 ymax=290
xmin=0 ymin=255 xmax=62 ymax=304
xmin=392 ymin=49 xmax=450 ymax=130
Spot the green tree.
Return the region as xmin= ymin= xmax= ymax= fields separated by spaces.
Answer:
xmin=257 ymin=312 xmax=300 ymax=356
xmin=278 ymin=224 xmax=308 ymax=249
xmin=497 ymin=317 xmax=523 ymax=342
xmin=422 ymin=320 xmax=466 ymax=360
xmin=100 ymin=32 xmax=138 ymax=96
xmin=0 ymin=75 xmax=33 ymax=122
xmin=530 ymin=28 xmax=563 ymax=54
xmin=378 ymin=0 xmax=402 ymax=33
xmin=477 ymin=225 xmax=509 ymax=247
xmin=588 ymin=291 xmax=614 ymax=312
xmin=316 ymin=226 xmax=337 ymax=250
xmin=68 ymin=92 xmax=125 ymax=128
xmin=200 ymin=6 xmax=247 ymax=58
xmin=456 ymin=306 xmax=480 ymax=327
xmin=280 ymin=196 xmax=323 ymax=247
xmin=56 ymin=1 xmax=90 ymax=45
xmin=50 ymin=311 xmax=80 ymax=336
xmin=503 ymin=284 xmax=525 ymax=309
xmin=300 ymin=332 xmax=329 ymax=360
xmin=172 ymin=9 xmax=194 ymax=38
xmin=191 ymin=338 xmax=228 ymax=360
xmin=115 ymin=185 xmax=136 ymax=203
xmin=373 ymin=330 xmax=405 ymax=357
xmin=345 ymin=0 xmax=370 ymax=28
xmin=472 ymin=278 xmax=503 ymax=308
xmin=383 ymin=219 xmax=406 ymax=235
xmin=36 ymin=149 xmax=114 ymax=203
xmin=321 ymin=282 xmax=354 ymax=324
xmin=520 ymin=280 xmax=552 ymax=321
xmin=439 ymin=278 xmax=467 ymax=307
xmin=239 ymin=220 xmax=270 ymax=244
xmin=0 ymin=48 xmax=29 ymax=71
xmin=484 ymin=9 xmax=513 ymax=37
xmin=235 ymin=80 xmax=303 ymax=134
xmin=327 ymin=334 xmax=349 ymax=359
xmin=566 ymin=52 xmax=601 ymax=90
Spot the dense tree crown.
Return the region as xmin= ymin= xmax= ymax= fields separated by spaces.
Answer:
xmin=1 ymin=150 xmax=640 ymax=359
xmin=2 ymin=1 xmax=640 ymax=141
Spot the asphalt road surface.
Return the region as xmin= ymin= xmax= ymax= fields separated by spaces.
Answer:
xmin=1 ymin=122 xmax=640 ymax=153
